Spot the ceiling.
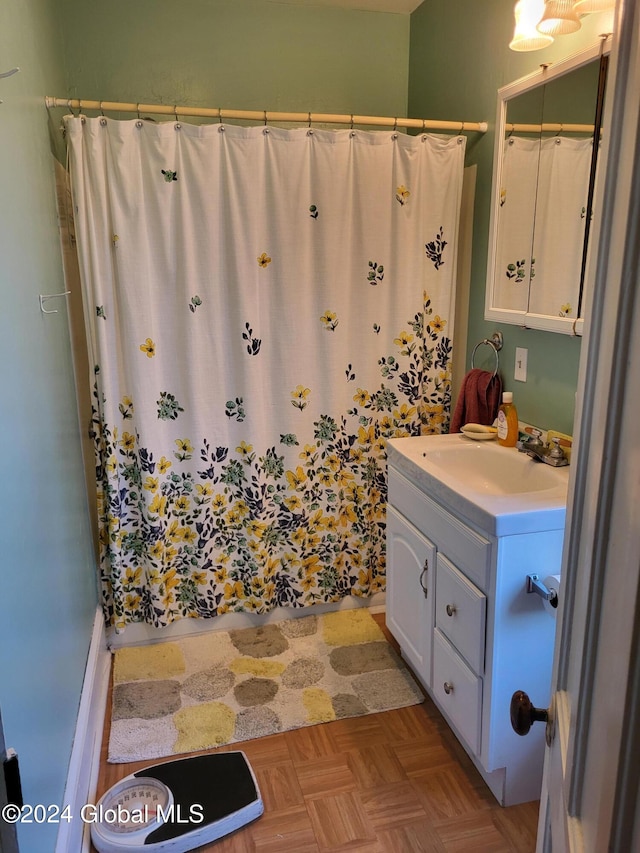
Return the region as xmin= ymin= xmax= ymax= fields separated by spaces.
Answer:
xmin=265 ymin=0 xmax=425 ymax=14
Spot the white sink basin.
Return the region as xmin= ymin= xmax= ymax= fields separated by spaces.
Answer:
xmin=421 ymin=441 xmax=563 ymax=495
xmin=387 ymin=434 xmax=570 ymax=535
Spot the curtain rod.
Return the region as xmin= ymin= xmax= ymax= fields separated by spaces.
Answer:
xmin=44 ymin=97 xmax=488 ymax=133
xmin=506 ymin=122 xmax=596 ymax=133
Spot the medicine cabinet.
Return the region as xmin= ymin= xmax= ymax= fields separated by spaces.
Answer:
xmin=485 ymin=39 xmax=611 ymax=335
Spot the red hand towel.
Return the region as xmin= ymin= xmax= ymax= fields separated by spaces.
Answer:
xmin=449 ymin=368 xmax=502 ymax=434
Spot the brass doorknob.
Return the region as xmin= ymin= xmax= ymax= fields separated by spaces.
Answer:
xmin=510 ymin=690 xmax=549 ymax=736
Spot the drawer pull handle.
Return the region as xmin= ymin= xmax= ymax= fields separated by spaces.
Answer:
xmin=443 ymin=681 xmax=454 ymax=695
xmin=445 ymin=604 xmax=457 ymax=617
xmin=419 ymin=558 xmax=429 ymax=598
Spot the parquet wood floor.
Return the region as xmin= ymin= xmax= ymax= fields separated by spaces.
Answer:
xmin=92 ymin=614 xmax=538 ymax=851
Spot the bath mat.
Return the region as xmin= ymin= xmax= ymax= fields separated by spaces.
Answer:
xmin=108 ymin=609 xmax=424 ymax=763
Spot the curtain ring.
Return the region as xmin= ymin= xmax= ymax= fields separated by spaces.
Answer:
xmin=68 ymin=99 xmax=78 ymax=118
xmin=458 ymin=121 xmax=465 ymax=135
xmin=99 ymin=101 xmax=105 ymax=117
xmin=350 ymin=114 xmax=354 ymax=130
xmin=137 ymin=103 xmax=141 ymax=120
xmin=393 ymin=117 xmax=398 ymax=132
xmin=174 ymin=104 xmax=179 ymax=122
xmin=264 ymin=109 xmax=268 ymax=126
xmin=218 ymin=107 xmax=223 ymax=124
xmin=308 ymin=111 xmax=312 ymax=128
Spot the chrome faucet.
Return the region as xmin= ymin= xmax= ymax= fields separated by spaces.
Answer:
xmin=518 ymin=434 xmax=569 ymax=467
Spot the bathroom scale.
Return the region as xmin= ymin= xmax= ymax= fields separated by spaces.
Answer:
xmin=90 ymin=751 xmax=263 ymax=853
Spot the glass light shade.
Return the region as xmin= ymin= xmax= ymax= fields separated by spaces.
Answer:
xmin=537 ymin=0 xmax=581 ymax=34
xmin=573 ymin=0 xmax=615 ymax=11
xmin=510 ymin=0 xmax=554 ymax=50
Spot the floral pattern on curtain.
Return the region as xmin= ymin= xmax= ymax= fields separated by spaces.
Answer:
xmin=66 ymin=118 xmax=465 ymax=630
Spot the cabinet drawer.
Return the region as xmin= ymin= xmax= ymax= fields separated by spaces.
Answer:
xmin=388 ymin=468 xmax=491 ymax=590
xmin=435 ymin=554 xmax=486 ymax=675
xmin=433 ymin=629 xmax=482 ymax=754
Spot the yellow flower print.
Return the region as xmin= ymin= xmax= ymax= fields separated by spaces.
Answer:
xmin=257 ymin=252 xmax=272 ymax=268
xmin=245 ymin=520 xmax=266 ymax=538
xmin=350 ymin=447 xmax=364 ymax=464
xmin=120 ymin=432 xmax=135 ymax=451
xmin=324 ymin=517 xmax=338 ymax=535
xmin=212 ymin=493 xmax=227 ymax=511
xmin=149 ymin=542 xmax=164 ymax=559
xmin=195 ymin=483 xmax=213 ymax=504
xmin=338 ymin=504 xmax=358 ymax=527
xmin=394 ymin=331 xmax=414 ymax=347
xmin=320 ymin=311 xmax=339 ymax=331
xmin=140 ymin=338 xmax=156 ymax=358
xmin=325 ymin=454 xmax=340 ymax=472
xmin=286 ymin=466 xmax=307 ymax=490
xmin=158 ymin=456 xmax=172 ymax=474
xmin=174 ymin=495 xmax=191 ymax=514
xmin=234 ymin=500 xmax=250 ymax=518
xmin=395 ymin=185 xmax=410 ymax=205
xmin=124 ymin=593 xmax=140 ymax=611
xmin=213 ymin=566 xmax=228 ymax=584
xmin=559 ymin=303 xmax=572 ymax=316
xmin=299 ymin=444 xmax=317 ymax=463
xmin=431 ymin=315 xmax=446 ymax=332
xmin=357 ymin=424 xmax=375 ymax=446
xmin=283 ymin=495 xmax=302 ymax=512
xmin=291 ymin=385 xmax=311 ymax=410
xmin=167 ymin=520 xmax=183 ymax=543
xmin=236 ymin=441 xmax=254 ymax=457
xmin=393 ymin=403 xmax=417 ymax=425
xmin=106 ymin=455 xmax=117 ymax=474
xmin=164 ymin=545 xmax=178 ymax=563
xmin=148 ymin=493 xmax=167 ymax=516
xmin=291 ymin=528 xmax=306 ymax=547
xmin=182 ymin=527 xmax=197 ymax=544
xmin=174 ymin=438 xmax=194 ymax=460
xmin=225 ymin=508 xmax=242 ymax=526
xmin=124 ymin=567 xmax=142 ymax=586
xmin=353 ymin=388 xmax=370 ymax=406
xmin=337 ymin=470 xmax=355 ymax=487
xmin=143 ymin=476 xmax=158 ymax=492
xmin=224 ymin=580 xmax=245 ymax=600
xmin=300 ymin=575 xmax=315 ymax=592
xmin=163 ymin=569 xmax=180 ymax=591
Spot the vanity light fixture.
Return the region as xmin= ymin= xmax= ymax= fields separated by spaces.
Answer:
xmin=537 ymin=0 xmax=581 ymax=35
xmin=509 ymin=0 xmax=555 ymax=51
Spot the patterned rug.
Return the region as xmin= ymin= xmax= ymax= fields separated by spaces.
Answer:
xmin=108 ymin=609 xmax=424 ymax=763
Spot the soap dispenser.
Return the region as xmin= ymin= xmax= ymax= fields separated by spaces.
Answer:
xmin=497 ymin=391 xmax=518 ymax=447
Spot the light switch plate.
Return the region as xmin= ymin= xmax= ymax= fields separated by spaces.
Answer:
xmin=515 ymin=347 xmax=528 ymax=382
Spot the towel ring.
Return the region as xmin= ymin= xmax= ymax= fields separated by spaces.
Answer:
xmin=471 ymin=331 xmax=503 ymax=377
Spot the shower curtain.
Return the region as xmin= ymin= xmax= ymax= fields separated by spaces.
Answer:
xmin=494 ymin=135 xmax=592 ymax=318
xmin=66 ymin=117 xmax=465 ymax=630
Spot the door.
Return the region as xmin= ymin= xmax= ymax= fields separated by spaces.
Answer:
xmin=0 ymin=707 xmax=19 ymax=853
xmin=532 ymin=2 xmax=640 ymax=849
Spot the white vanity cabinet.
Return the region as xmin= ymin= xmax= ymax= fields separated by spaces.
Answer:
xmin=386 ymin=438 xmax=566 ymax=807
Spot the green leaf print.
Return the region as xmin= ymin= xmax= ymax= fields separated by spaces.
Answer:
xmin=157 ymin=392 xmax=185 ymax=421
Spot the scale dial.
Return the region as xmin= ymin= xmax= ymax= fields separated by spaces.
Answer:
xmin=91 ymin=776 xmax=173 ymax=852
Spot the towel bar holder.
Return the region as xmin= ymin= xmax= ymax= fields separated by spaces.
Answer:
xmin=471 ymin=331 xmax=503 ymax=376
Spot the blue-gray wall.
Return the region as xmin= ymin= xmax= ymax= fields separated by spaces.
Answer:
xmin=0 ymin=0 xmax=98 ymax=849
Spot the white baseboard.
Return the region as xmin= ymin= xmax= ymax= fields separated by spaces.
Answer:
xmin=56 ymin=606 xmax=111 ymax=853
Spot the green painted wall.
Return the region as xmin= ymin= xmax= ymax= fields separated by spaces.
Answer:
xmin=409 ymin=0 xmax=613 ymax=435
xmin=0 ymin=0 xmax=98 ymax=849
xmin=57 ymin=0 xmax=410 ymax=119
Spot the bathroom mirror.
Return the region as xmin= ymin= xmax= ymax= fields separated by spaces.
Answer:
xmin=485 ymin=39 xmax=611 ymax=335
